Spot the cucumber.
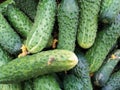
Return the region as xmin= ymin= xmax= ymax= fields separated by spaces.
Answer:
xmin=102 ymin=70 xmax=120 ymax=90
xmin=33 ymin=74 xmax=61 ymax=90
xmin=5 ymin=4 xmax=32 ymax=39
xmin=0 ymin=49 xmax=78 ymax=83
xmin=14 ymin=0 xmax=38 ymax=21
xmin=100 ymin=0 xmax=120 ymax=23
xmin=0 ymin=13 xmax=22 ymax=55
xmin=57 ymin=0 xmax=79 ymax=51
xmin=77 ymin=0 xmax=101 ymax=49
xmin=70 ymin=47 xmax=93 ymax=90
xmin=94 ymin=49 xmax=120 ymax=86
xmin=26 ymin=0 xmax=56 ymax=53
xmin=0 ymin=83 xmax=22 ymax=90
xmin=23 ymin=80 xmax=33 ymax=90
xmin=0 ymin=0 xmax=15 ymax=13
xmin=63 ymin=74 xmax=83 ymax=90
xmin=85 ymin=13 xmax=120 ymax=73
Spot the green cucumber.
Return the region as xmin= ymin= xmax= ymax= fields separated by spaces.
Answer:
xmin=23 ymin=80 xmax=33 ymax=90
xmin=26 ymin=0 xmax=56 ymax=53
xmin=102 ymin=70 xmax=120 ymax=90
xmin=0 ymin=83 xmax=22 ymax=90
xmin=5 ymin=4 xmax=32 ymax=39
xmin=100 ymin=0 xmax=120 ymax=23
xmin=0 ymin=49 xmax=78 ymax=83
xmin=33 ymin=74 xmax=61 ymax=90
xmin=94 ymin=49 xmax=120 ymax=86
xmin=14 ymin=0 xmax=38 ymax=21
xmin=57 ymin=0 xmax=79 ymax=51
xmin=85 ymin=13 xmax=120 ymax=73
xmin=70 ymin=47 xmax=93 ymax=90
xmin=0 ymin=13 xmax=22 ymax=55
xmin=0 ymin=0 xmax=15 ymax=13
xmin=77 ymin=0 xmax=101 ymax=49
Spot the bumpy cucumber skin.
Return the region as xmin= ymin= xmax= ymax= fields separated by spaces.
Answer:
xmin=0 ymin=0 xmax=15 ymax=13
xmin=100 ymin=0 xmax=120 ymax=23
xmin=70 ymin=48 xmax=93 ymax=90
xmin=57 ymin=0 xmax=79 ymax=51
xmin=26 ymin=0 xmax=56 ymax=53
xmin=77 ymin=0 xmax=101 ymax=49
xmin=63 ymin=74 xmax=83 ymax=90
xmin=94 ymin=49 xmax=120 ymax=86
xmin=0 ymin=83 xmax=22 ymax=90
xmin=85 ymin=14 xmax=120 ymax=73
xmin=0 ymin=13 xmax=22 ymax=55
xmin=23 ymin=80 xmax=33 ymax=90
xmin=102 ymin=70 xmax=120 ymax=90
xmin=5 ymin=4 xmax=32 ymax=39
xmin=33 ymin=74 xmax=61 ymax=90
xmin=0 ymin=50 xmax=78 ymax=83
xmin=14 ymin=0 xmax=38 ymax=21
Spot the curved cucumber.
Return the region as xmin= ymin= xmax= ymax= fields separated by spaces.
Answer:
xmin=33 ymin=74 xmax=61 ymax=90
xmin=26 ymin=0 xmax=56 ymax=53
xmin=57 ymin=0 xmax=79 ymax=51
xmin=0 ymin=49 xmax=78 ymax=83
xmin=100 ymin=0 xmax=120 ymax=23
xmin=102 ymin=70 xmax=120 ymax=90
xmin=14 ymin=0 xmax=38 ymax=21
xmin=77 ymin=0 xmax=101 ymax=49
xmin=94 ymin=49 xmax=120 ymax=86
xmin=85 ymin=13 xmax=120 ymax=73
xmin=0 ymin=13 xmax=22 ymax=55
xmin=63 ymin=74 xmax=83 ymax=90
xmin=70 ymin=47 xmax=93 ymax=90
xmin=5 ymin=4 xmax=32 ymax=39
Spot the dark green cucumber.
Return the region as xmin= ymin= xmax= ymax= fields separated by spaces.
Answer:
xmin=102 ymin=70 xmax=120 ymax=90
xmin=33 ymin=74 xmax=61 ymax=90
xmin=14 ymin=0 xmax=38 ymax=21
xmin=23 ymin=80 xmax=33 ymax=90
xmin=100 ymin=0 xmax=120 ymax=23
xmin=5 ymin=4 xmax=32 ymax=39
xmin=0 ymin=49 xmax=78 ymax=83
xmin=57 ymin=0 xmax=79 ymax=51
xmin=77 ymin=0 xmax=101 ymax=49
xmin=63 ymin=74 xmax=83 ymax=90
xmin=0 ymin=83 xmax=22 ymax=90
xmin=85 ymin=13 xmax=120 ymax=73
xmin=26 ymin=0 xmax=56 ymax=53
xmin=94 ymin=49 xmax=120 ymax=86
xmin=0 ymin=0 xmax=15 ymax=13
xmin=0 ymin=13 xmax=22 ymax=55
xmin=70 ymin=47 xmax=93 ymax=90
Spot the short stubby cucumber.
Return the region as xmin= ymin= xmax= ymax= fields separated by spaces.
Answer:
xmin=5 ymin=4 xmax=32 ymax=39
xmin=57 ymin=0 xmax=79 ymax=51
xmin=0 ymin=13 xmax=22 ymax=55
xmin=33 ymin=74 xmax=61 ymax=90
xmin=14 ymin=0 xmax=38 ymax=21
xmin=102 ymin=70 xmax=120 ymax=90
xmin=26 ymin=0 xmax=56 ymax=53
xmin=100 ymin=0 xmax=120 ymax=23
xmin=63 ymin=74 xmax=83 ymax=90
xmin=0 ymin=49 xmax=78 ymax=83
xmin=85 ymin=13 xmax=120 ymax=73
xmin=94 ymin=49 xmax=120 ymax=86
xmin=0 ymin=0 xmax=15 ymax=13
xmin=77 ymin=0 xmax=101 ymax=49
xmin=70 ymin=47 xmax=93 ymax=90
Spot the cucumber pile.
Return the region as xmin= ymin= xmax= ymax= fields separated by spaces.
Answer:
xmin=0 ymin=0 xmax=120 ymax=90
